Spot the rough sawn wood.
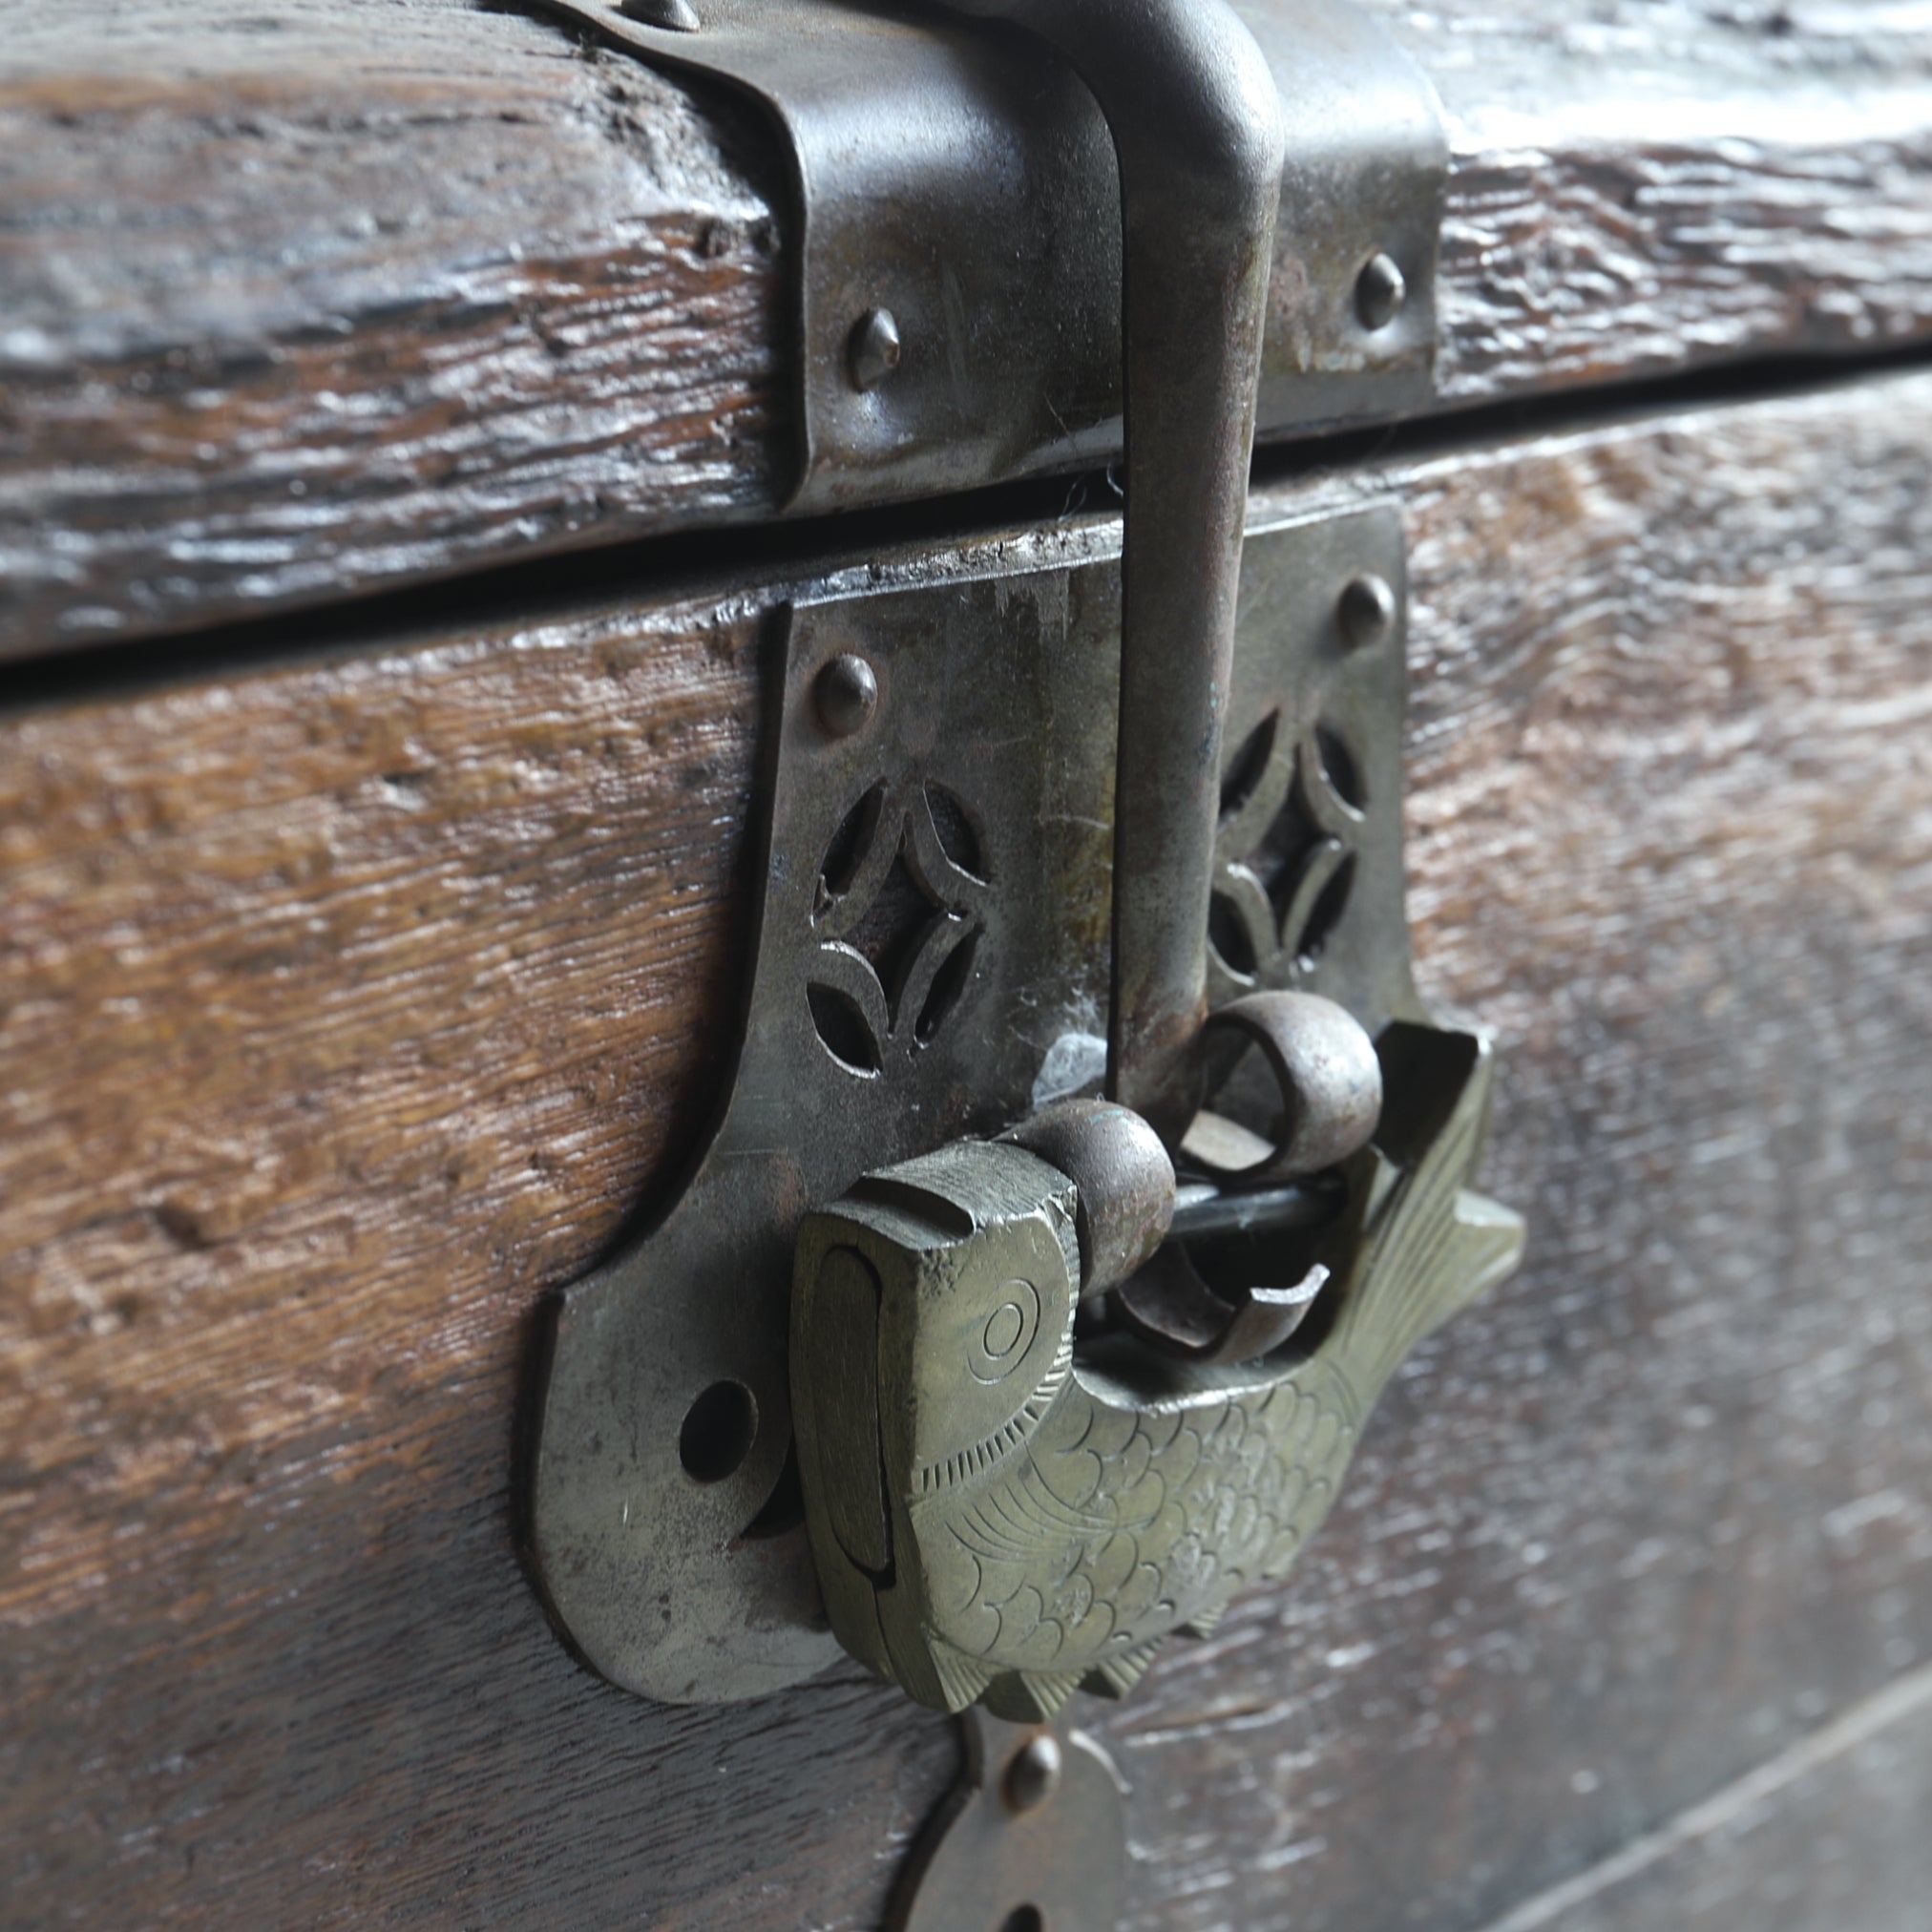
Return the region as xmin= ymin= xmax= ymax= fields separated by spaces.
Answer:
xmin=5 ymin=0 xmax=1932 ymax=655
xmin=3 ymin=368 xmax=1931 ymax=1928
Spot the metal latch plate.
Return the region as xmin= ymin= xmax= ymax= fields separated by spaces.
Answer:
xmin=527 ymin=501 xmax=1420 ymax=1703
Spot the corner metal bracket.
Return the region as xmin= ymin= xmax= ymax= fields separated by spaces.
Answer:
xmin=525 ymin=0 xmax=1447 ymax=513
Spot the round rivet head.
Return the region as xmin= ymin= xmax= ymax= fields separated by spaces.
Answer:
xmin=619 ymin=0 xmax=701 ymax=31
xmin=1338 ymin=571 xmax=1397 ymax=651
xmin=1354 ymin=251 xmax=1407 ymax=331
xmin=815 ymin=653 xmax=878 ymax=737
xmin=1003 ymin=1732 xmax=1062 ymax=1815
xmin=847 ymin=307 xmax=902 ymax=391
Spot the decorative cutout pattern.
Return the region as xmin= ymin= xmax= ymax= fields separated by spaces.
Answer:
xmin=1207 ymin=709 xmax=1367 ymax=985
xmin=808 ymin=781 xmax=991 ymax=1074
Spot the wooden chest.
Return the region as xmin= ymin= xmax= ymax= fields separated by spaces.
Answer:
xmin=6 ymin=2 xmax=1932 ymax=1926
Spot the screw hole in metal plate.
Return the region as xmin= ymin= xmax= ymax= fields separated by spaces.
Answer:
xmin=679 ymin=1380 xmax=758 ymax=1483
xmin=1002 ymin=1910 xmax=1044 ymax=1932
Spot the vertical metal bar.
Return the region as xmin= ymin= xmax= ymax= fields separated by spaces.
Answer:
xmin=934 ymin=0 xmax=1286 ymax=1143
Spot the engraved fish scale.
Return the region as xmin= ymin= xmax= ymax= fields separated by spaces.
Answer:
xmin=793 ymin=1024 xmax=1523 ymax=1719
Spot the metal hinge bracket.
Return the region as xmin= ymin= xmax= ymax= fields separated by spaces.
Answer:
xmin=529 ymin=0 xmax=1447 ymax=513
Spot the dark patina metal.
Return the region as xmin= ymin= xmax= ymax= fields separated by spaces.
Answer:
xmin=1113 ymin=499 xmax=1437 ymax=1367
xmin=1339 ymin=567 xmax=1398 ymax=651
xmin=1182 ymin=990 xmax=1384 ymax=1185
xmin=933 ymin=0 xmax=1283 ymax=1147
xmin=845 ymin=306 xmax=903 ymax=393
xmin=527 ymin=495 xmax=1522 ymax=1708
xmin=524 ymin=0 xmax=1447 ymax=513
xmin=524 ymin=0 xmax=1507 ymax=1730
xmin=787 ymin=503 xmax=1522 ymax=1719
xmin=998 ymin=1100 xmax=1175 ymax=1299
xmin=1354 ymin=247 xmax=1408 ymax=330
xmin=527 ymin=561 xmax=1124 ymax=1703
xmin=812 ymin=650 xmax=879 ymax=737
xmin=889 ymin=1711 xmax=1127 ymax=1932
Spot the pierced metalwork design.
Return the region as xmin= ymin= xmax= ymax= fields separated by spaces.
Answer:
xmin=527 ymin=502 xmax=1522 ymax=1713
xmin=1208 ymin=712 xmax=1367 ymax=985
xmin=808 ymin=780 xmax=990 ymax=1074
xmin=789 ymin=501 xmax=1522 ymax=1719
xmin=1202 ymin=501 xmax=1419 ymax=1035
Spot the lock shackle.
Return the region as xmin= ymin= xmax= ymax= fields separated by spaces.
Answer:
xmin=936 ymin=0 xmax=1288 ymax=1144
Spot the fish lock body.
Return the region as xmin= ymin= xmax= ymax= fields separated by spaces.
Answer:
xmin=792 ymin=1031 xmax=1523 ymax=1721
xmin=792 ymin=1140 xmax=1088 ymax=1714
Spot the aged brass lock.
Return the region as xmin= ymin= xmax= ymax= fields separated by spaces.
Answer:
xmin=795 ymin=1038 xmax=1520 ymax=1721
xmin=523 ymin=0 xmax=1518 ymax=1753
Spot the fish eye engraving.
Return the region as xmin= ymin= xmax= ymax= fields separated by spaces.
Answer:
xmin=968 ymin=1278 xmax=1040 ymax=1383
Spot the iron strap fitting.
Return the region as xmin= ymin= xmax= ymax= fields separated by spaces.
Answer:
xmin=530 ymin=0 xmax=1449 ymax=512
xmin=523 ymin=0 xmax=1517 ymax=1917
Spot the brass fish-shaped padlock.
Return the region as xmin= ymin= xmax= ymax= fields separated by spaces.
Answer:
xmin=792 ymin=1021 xmax=1523 ymax=1720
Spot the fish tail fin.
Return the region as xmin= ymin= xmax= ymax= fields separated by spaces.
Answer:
xmin=1330 ymin=1025 xmax=1524 ymax=1396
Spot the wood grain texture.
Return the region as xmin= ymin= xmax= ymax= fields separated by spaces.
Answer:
xmin=0 ymin=0 xmax=790 ymax=660
xmin=7 ymin=0 xmax=1932 ymax=655
xmin=1107 ymin=368 xmax=1932 ymax=1928
xmin=1477 ymin=1663 xmax=1932 ymax=1932
xmin=4 ymin=366 xmax=1931 ymax=1927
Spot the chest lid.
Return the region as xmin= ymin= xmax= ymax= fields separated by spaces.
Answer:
xmin=7 ymin=0 xmax=1932 ymax=661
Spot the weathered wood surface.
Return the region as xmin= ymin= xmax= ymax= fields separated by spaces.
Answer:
xmin=1478 ymin=1663 xmax=1932 ymax=1932
xmin=5 ymin=368 xmax=1931 ymax=1927
xmin=7 ymin=0 xmax=1932 ymax=655
xmin=1112 ymin=368 xmax=1932 ymax=1928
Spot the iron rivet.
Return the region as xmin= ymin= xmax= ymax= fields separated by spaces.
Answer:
xmin=815 ymin=653 xmax=879 ymax=736
xmin=1002 ymin=1733 xmax=1062 ymax=1815
xmin=1354 ymin=251 xmax=1407 ymax=331
xmin=1338 ymin=572 xmax=1397 ymax=651
xmin=618 ymin=0 xmax=701 ymax=31
xmin=848 ymin=307 xmax=903 ymax=392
